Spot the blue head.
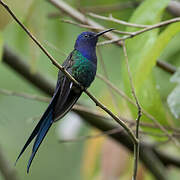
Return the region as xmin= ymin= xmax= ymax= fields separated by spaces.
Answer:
xmin=74 ymin=29 xmax=114 ymax=63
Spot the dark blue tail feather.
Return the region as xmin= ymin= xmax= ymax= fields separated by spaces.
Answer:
xmin=15 ymin=90 xmax=58 ymax=170
xmin=27 ymin=108 xmax=53 ymax=173
xmin=16 ymin=79 xmax=81 ymax=173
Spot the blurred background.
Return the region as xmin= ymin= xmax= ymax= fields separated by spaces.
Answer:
xmin=0 ymin=0 xmax=180 ymax=179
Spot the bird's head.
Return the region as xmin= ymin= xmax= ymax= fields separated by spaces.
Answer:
xmin=74 ymin=28 xmax=114 ymax=50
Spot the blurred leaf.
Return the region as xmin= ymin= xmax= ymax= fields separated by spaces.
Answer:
xmin=128 ymin=0 xmax=169 ymax=26
xmin=125 ymin=0 xmax=170 ymax=91
xmin=136 ymin=22 xmax=180 ymax=90
xmin=121 ymin=0 xmax=170 ymax=125
xmin=167 ymin=69 xmax=180 ymax=119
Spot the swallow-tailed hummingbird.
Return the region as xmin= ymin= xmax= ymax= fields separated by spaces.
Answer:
xmin=15 ymin=28 xmax=114 ymax=172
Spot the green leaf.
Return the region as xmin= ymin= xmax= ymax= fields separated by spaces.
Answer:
xmin=121 ymin=0 xmax=170 ymax=125
xmin=128 ymin=0 xmax=170 ymax=27
xmin=135 ymin=22 xmax=180 ymax=90
xmin=167 ymin=69 xmax=180 ymax=119
xmin=124 ymin=0 xmax=170 ymax=92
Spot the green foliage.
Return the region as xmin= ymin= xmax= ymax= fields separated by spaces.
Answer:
xmin=138 ymin=22 xmax=180 ymax=90
xmin=121 ymin=0 xmax=171 ymax=125
xmin=125 ymin=0 xmax=170 ymax=91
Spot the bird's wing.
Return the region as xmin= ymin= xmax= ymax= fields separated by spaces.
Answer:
xmin=16 ymin=50 xmax=81 ymax=172
xmin=53 ymin=50 xmax=82 ymax=121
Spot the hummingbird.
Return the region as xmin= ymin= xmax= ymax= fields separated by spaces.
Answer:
xmin=15 ymin=28 xmax=114 ymax=173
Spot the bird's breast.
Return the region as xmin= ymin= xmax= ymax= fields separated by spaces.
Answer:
xmin=72 ymin=58 xmax=97 ymax=88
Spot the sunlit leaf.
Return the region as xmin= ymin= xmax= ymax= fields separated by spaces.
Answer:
xmin=125 ymin=0 xmax=170 ymax=91
xmin=135 ymin=22 xmax=180 ymax=90
xmin=121 ymin=0 xmax=170 ymax=125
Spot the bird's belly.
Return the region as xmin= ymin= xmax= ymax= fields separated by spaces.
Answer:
xmin=72 ymin=61 xmax=96 ymax=88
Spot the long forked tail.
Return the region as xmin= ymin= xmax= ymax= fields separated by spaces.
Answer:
xmin=15 ymin=103 xmax=54 ymax=173
xmin=27 ymin=108 xmax=53 ymax=173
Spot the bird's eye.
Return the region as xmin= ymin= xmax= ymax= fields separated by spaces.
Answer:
xmin=84 ymin=34 xmax=89 ymax=38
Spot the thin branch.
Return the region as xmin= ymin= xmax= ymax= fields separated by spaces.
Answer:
xmin=48 ymin=0 xmax=122 ymax=45
xmin=61 ymin=19 xmax=133 ymax=35
xmin=84 ymin=90 xmax=138 ymax=143
xmin=97 ymin=73 xmax=136 ymax=105
xmin=89 ymin=13 xmax=149 ymax=28
xmin=0 ymin=146 xmax=19 ymax=180
xmin=98 ymin=17 xmax=180 ymax=45
xmin=156 ymin=60 xmax=177 ymax=74
xmin=122 ymin=41 xmax=142 ymax=180
xmin=0 ymin=0 xmax=138 ymax=145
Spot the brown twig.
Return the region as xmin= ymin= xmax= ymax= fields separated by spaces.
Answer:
xmin=98 ymin=17 xmax=180 ymax=45
xmin=48 ymin=0 xmax=122 ymax=44
xmin=61 ymin=19 xmax=133 ymax=35
xmin=122 ymin=41 xmax=142 ymax=180
xmin=156 ymin=60 xmax=177 ymax=74
xmin=89 ymin=13 xmax=150 ymax=28
xmin=0 ymin=0 xmax=137 ymax=145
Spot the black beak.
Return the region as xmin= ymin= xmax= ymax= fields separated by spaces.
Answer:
xmin=95 ymin=28 xmax=114 ymax=37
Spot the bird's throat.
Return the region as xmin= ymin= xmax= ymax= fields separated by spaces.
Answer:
xmin=75 ymin=46 xmax=97 ymax=64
